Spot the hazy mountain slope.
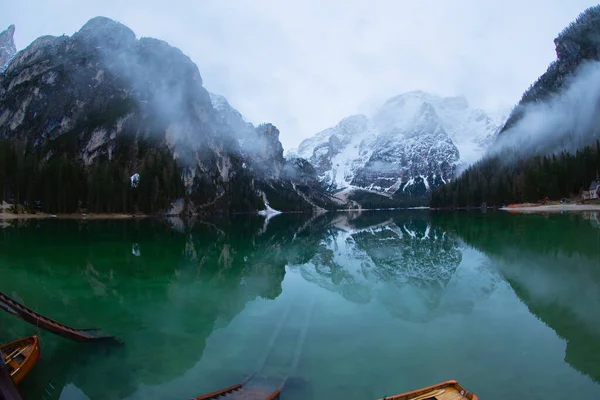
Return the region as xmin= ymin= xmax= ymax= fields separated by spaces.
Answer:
xmin=0 ymin=17 xmax=337 ymax=213
xmin=502 ymin=5 xmax=600 ymax=133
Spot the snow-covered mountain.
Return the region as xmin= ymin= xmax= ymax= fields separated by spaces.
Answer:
xmin=293 ymin=91 xmax=501 ymax=197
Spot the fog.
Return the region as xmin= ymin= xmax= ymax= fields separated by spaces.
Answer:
xmin=492 ymin=61 xmax=600 ymax=157
xmin=72 ymin=18 xmax=279 ymax=169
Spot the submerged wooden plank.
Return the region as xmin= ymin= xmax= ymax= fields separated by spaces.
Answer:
xmin=0 ymin=292 xmax=120 ymax=344
xmin=194 ymin=383 xmax=242 ymax=400
xmin=194 ymin=376 xmax=282 ymax=400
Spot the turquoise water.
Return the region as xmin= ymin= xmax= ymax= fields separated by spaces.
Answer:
xmin=0 ymin=211 xmax=599 ymax=399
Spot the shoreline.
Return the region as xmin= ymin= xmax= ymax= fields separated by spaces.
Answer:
xmin=0 ymin=212 xmax=149 ymax=220
xmin=500 ymin=204 xmax=600 ymax=213
xmin=3 ymin=205 xmax=598 ymax=219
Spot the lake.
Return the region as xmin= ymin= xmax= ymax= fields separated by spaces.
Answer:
xmin=1 ymin=211 xmax=599 ymax=399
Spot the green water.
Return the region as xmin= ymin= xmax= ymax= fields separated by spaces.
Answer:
xmin=1 ymin=211 xmax=599 ymax=399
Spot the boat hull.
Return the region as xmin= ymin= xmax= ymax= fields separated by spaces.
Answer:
xmin=381 ymin=380 xmax=478 ymax=400
xmin=1 ymin=336 xmax=40 ymax=385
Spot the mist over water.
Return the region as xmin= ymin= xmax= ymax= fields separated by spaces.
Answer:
xmin=1 ymin=211 xmax=599 ymax=399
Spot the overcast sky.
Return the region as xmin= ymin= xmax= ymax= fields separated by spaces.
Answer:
xmin=2 ymin=0 xmax=598 ymax=150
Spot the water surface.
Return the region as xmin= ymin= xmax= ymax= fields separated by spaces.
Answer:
xmin=1 ymin=211 xmax=599 ymax=399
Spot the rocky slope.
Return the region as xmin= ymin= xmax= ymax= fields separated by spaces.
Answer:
xmin=0 ymin=25 xmax=16 ymax=71
xmin=293 ymin=91 xmax=499 ymax=199
xmin=0 ymin=17 xmax=336 ymax=213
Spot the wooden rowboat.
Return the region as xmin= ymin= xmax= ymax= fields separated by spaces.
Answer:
xmin=381 ymin=380 xmax=478 ymax=400
xmin=0 ymin=336 xmax=40 ymax=384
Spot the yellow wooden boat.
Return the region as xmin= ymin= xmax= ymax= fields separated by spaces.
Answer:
xmin=1 ymin=336 xmax=41 ymax=384
xmin=381 ymin=380 xmax=478 ymax=400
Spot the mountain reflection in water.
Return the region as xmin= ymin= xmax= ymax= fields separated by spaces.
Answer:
xmin=434 ymin=211 xmax=600 ymax=385
xmin=0 ymin=211 xmax=598 ymax=399
xmin=291 ymin=212 xmax=498 ymax=323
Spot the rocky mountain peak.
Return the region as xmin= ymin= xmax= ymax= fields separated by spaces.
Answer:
xmin=209 ymin=92 xmax=254 ymax=137
xmin=73 ymin=16 xmax=136 ymax=51
xmin=255 ymin=123 xmax=284 ymax=162
xmin=0 ymin=24 xmax=17 ymax=71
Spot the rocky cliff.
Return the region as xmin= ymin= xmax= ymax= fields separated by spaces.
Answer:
xmin=0 ymin=25 xmax=16 ymax=71
xmin=0 ymin=17 xmax=337 ymax=213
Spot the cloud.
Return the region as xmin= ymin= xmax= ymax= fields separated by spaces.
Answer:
xmin=2 ymin=0 xmax=599 ymax=150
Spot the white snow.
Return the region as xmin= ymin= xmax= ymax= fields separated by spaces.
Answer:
xmin=130 ymin=173 xmax=140 ymax=188
xmin=421 ymin=175 xmax=430 ymax=190
xmin=258 ymin=201 xmax=282 ymax=219
xmin=403 ymin=224 xmax=417 ymax=238
xmin=421 ymin=224 xmax=431 ymax=240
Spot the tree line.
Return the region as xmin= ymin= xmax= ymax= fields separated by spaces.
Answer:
xmin=0 ymin=138 xmax=185 ymax=214
xmin=431 ymin=141 xmax=600 ymax=208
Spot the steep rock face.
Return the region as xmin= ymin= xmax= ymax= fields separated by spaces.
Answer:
xmin=0 ymin=18 xmax=335 ymax=213
xmin=0 ymin=25 xmax=16 ymax=71
xmin=209 ymin=95 xmax=336 ymax=210
xmin=295 ymin=91 xmax=497 ymax=197
xmin=209 ymin=92 xmax=255 ymax=140
xmin=502 ymin=5 xmax=600 ymax=132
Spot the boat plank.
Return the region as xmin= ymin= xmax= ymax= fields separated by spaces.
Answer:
xmin=437 ymin=390 xmax=464 ymax=400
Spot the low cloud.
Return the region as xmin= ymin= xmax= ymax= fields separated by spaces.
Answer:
xmin=492 ymin=61 xmax=600 ymax=157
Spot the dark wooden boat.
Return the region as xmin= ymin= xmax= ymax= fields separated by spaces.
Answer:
xmin=381 ymin=380 xmax=478 ymax=400
xmin=0 ymin=336 xmax=40 ymax=385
